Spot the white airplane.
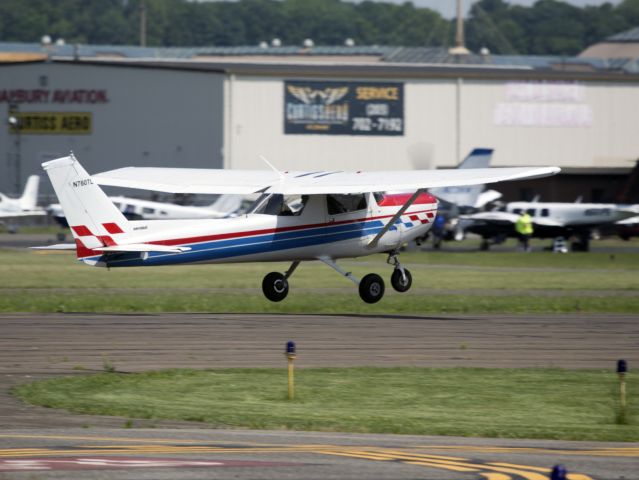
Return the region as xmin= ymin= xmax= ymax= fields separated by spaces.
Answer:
xmin=461 ymin=200 xmax=639 ymax=251
xmin=37 ymin=154 xmax=559 ymax=303
xmin=47 ymin=193 xmax=243 ymax=227
xmin=429 ymin=148 xmax=502 ymax=210
xmin=0 ymin=176 xmax=46 ymax=229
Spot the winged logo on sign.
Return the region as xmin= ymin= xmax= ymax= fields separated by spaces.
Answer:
xmin=288 ymin=86 xmax=349 ymax=105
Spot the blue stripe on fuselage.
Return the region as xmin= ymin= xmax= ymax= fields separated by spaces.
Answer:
xmin=93 ymin=218 xmax=387 ymax=267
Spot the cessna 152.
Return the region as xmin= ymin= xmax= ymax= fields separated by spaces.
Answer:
xmin=0 ymin=175 xmax=46 ymax=230
xmin=38 ymin=154 xmax=559 ymax=303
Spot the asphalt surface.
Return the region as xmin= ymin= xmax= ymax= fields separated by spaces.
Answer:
xmin=1 ymin=313 xmax=638 ymax=479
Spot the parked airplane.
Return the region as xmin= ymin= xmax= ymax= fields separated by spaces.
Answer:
xmin=0 ymin=176 xmax=46 ymax=230
xmin=461 ymin=200 xmax=639 ymax=251
xmin=429 ymin=148 xmax=501 ymax=210
xmin=37 ymin=154 xmax=558 ymax=303
xmin=48 ymin=193 xmax=242 ymax=227
xmin=426 ymin=148 xmax=502 ymax=245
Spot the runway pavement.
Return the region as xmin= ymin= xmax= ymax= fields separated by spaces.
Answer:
xmin=1 ymin=312 xmax=637 ymax=479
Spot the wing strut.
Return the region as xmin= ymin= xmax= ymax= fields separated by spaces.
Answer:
xmin=367 ymin=189 xmax=424 ymax=249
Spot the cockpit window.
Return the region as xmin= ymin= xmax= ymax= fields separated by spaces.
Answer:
xmin=249 ymin=193 xmax=309 ymax=216
xmin=327 ymin=194 xmax=367 ymax=215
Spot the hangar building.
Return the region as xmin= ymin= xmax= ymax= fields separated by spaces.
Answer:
xmin=2 ymin=39 xmax=639 ymax=203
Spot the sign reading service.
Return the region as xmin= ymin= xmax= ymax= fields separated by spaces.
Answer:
xmin=284 ymin=80 xmax=403 ymax=135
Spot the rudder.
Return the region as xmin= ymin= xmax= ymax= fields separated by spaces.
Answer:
xmin=19 ymin=175 xmax=40 ymax=210
xmin=42 ymin=154 xmax=131 ymax=252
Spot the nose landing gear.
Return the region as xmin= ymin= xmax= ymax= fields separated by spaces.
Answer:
xmin=388 ymin=252 xmax=412 ymax=293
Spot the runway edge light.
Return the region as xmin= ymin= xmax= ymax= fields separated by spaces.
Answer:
xmin=285 ymin=341 xmax=296 ymax=401
xmin=617 ymin=359 xmax=628 ymax=424
xmin=550 ymin=464 xmax=567 ymax=480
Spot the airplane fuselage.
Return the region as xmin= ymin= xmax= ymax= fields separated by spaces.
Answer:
xmin=74 ymin=193 xmax=438 ymax=268
xmin=506 ymin=201 xmax=636 ymax=227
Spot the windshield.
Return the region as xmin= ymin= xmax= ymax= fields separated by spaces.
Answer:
xmin=249 ymin=194 xmax=309 ymax=216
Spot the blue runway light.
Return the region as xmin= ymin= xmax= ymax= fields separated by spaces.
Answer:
xmin=617 ymin=359 xmax=628 ymax=374
xmin=286 ymin=340 xmax=296 ymax=355
xmin=550 ymin=464 xmax=567 ymax=480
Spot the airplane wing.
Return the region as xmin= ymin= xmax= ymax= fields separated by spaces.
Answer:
xmin=93 ymin=166 xmax=560 ymax=195
xmin=461 ymin=211 xmax=564 ymax=227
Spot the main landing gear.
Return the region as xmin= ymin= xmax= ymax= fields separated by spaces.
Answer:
xmin=261 ymin=254 xmax=413 ymax=304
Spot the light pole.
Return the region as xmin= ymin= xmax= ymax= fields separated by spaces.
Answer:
xmin=7 ymin=104 xmax=21 ymax=194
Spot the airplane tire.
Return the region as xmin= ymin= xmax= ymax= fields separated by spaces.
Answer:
xmin=359 ymin=273 xmax=385 ymax=304
xmin=391 ymin=268 xmax=412 ymax=293
xmin=262 ymin=272 xmax=289 ymax=302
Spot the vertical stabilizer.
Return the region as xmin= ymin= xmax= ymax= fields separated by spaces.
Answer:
xmin=42 ymin=154 xmax=131 ymax=253
xmin=19 ymin=175 xmax=40 ymax=210
xmin=430 ymin=148 xmax=494 ymax=208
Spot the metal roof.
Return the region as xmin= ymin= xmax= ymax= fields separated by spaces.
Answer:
xmin=608 ymin=26 xmax=639 ymax=43
xmin=1 ymin=41 xmax=639 ymax=76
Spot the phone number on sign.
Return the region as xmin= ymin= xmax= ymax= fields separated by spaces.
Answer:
xmin=352 ymin=117 xmax=403 ymax=132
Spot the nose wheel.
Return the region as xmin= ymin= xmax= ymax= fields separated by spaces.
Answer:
xmin=391 ymin=268 xmax=412 ymax=292
xmin=388 ymin=252 xmax=412 ymax=293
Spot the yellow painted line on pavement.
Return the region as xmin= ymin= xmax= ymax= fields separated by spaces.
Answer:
xmin=480 ymin=474 xmax=512 ymax=480
xmin=416 ymin=445 xmax=639 ymax=457
xmin=403 ymin=460 xmax=479 ymax=472
xmin=0 ymin=440 xmax=597 ymax=479
xmin=489 ymin=462 xmax=550 ymax=472
xmin=0 ymin=434 xmax=202 ymax=444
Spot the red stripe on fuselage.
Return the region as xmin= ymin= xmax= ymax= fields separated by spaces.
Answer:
xmin=149 ymin=208 xmax=437 ymax=248
xmin=77 ymin=207 xmax=437 ymax=259
xmin=376 ymin=192 xmax=438 ymax=207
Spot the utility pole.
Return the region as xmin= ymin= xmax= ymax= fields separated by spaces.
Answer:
xmin=449 ymin=0 xmax=470 ymax=55
xmin=139 ymin=0 xmax=147 ymax=47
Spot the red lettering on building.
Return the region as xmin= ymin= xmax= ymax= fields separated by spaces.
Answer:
xmin=0 ymin=89 xmax=109 ymax=104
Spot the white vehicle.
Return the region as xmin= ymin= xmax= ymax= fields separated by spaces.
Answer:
xmin=37 ymin=154 xmax=558 ymax=303
xmin=462 ymin=200 xmax=639 ymax=251
xmin=0 ymin=176 xmax=46 ymax=230
xmin=48 ymin=194 xmax=242 ymax=227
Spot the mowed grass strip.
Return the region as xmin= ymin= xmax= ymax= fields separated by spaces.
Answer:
xmin=1 ymin=245 xmax=638 ymax=313
xmin=13 ymin=367 xmax=638 ymax=442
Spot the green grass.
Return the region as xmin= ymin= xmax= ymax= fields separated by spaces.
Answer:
xmin=1 ymin=244 xmax=638 ymax=313
xmin=13 ymin=367 xmax=638 ymax=441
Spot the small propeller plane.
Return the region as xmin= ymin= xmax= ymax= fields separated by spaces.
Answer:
xmin=0 ymin=175 xmax=46 ymax=231
xmin=38 ymin=154 xmax=559 ymax=303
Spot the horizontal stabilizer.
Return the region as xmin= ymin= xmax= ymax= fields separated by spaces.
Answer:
xmin=98 ymin=244 xmax=191 ymax=253
xmin=31 ymin=244 xmax=76 ymax=250
xmin=0 ymin=211 xmax=46 ymax=219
